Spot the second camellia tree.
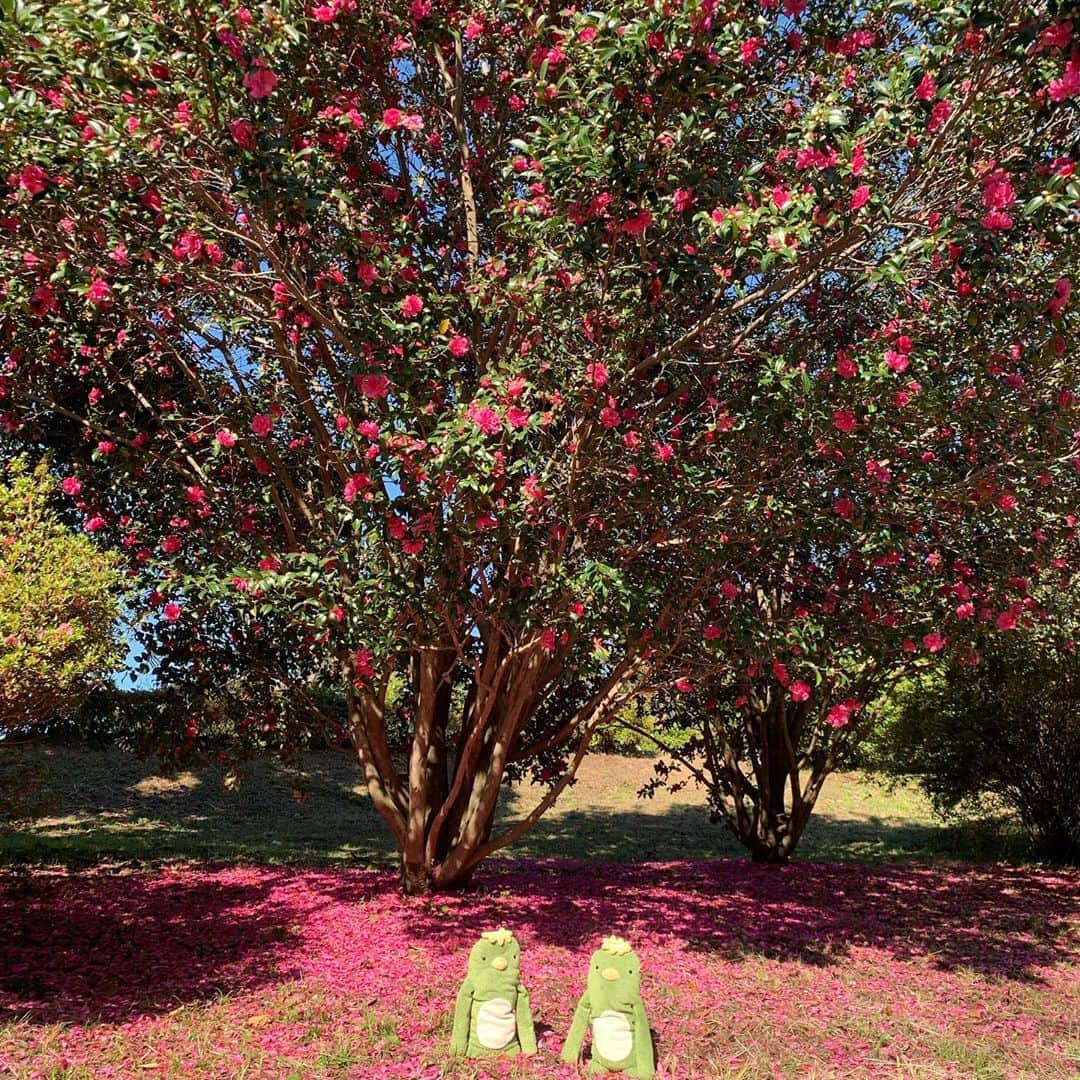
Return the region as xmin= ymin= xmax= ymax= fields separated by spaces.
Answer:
xmin=0 ymin=0 xmax=1076 ymax=889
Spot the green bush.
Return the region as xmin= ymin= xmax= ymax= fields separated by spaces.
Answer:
xmin=0 ymin=457 xmax=122 ymax=729
xmin=590 ymin=702 xmax=696 ymax=757
xmin=864 ymin=635 xmax=1080 ymax=863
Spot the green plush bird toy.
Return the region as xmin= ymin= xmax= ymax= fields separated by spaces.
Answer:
xmin=561 ymin=936 xmax=654 ymax=1079
xmin=451 ymin=928 xmax=537 ymax=1058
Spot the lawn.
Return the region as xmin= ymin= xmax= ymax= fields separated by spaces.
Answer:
xmin=0 ymin=744 xmax=1029 ymax=868
xmin=0 ymin=748 xmax=1076 ymax=1079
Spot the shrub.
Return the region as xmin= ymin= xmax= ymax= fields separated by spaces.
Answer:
xmin=865 ymin=637 xmax=1080 ymax=863
xmin=0 ymin=458 xmax=122 ymax=730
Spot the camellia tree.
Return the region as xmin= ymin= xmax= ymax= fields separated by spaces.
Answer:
xmin=0 ymin=455 xmax=121 ymax=729
xmin=0 ymin=0 xmax=1076 ymax=888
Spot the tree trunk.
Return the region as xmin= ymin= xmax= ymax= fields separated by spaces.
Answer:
xmin=345 ymin=637 xmax=640 ymax=894
xmin=709 ymin=700 xmax=824 ymax=864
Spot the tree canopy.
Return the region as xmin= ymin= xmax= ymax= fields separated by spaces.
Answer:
xmin=0 ymin=0 xmax=1076 ymax=887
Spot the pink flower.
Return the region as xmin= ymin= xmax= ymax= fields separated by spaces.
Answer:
xmin=216 ymin=429 xmax=237 ymax=448
xmin=360 ymin=373 xmax=390 ymax=398
xmin=915 ymin=72 xmax=937 ymax=101
xmin=243 ymin=66 xmax=278 ymax=100
xmin=586 ymin=361 xmax=608 ymax=388
xmin=401 ymin=293 xmax=424 ymax=318
xmin=540 ymin=628 xmax=557 ymax=652
xmin=522 ymin=475 xmax=544 ymax=502
xmin=161 ymin=535 xmax=183 ymax=555
xmin=982 ymin=169 xmax=1016 ymax=210
xmin=996 ymin=611 xmax=1018 ymax=631
xmin=448 ymin=335 xmax=470 ymax=357
xmin=86 ymin=278 xmax=113 ymax=305
xmin=84 ymin=514 xmax=106 ymax=532
xmin=833 ymin=408 xmax=857 ymax=433
xmin=17 ymin=164 xmax=48 ymax=194
xmin=343 ymin=474 xmax=371 ymax=502
xmin=826 ymin=704 xmax=851 ymax=728
xmin=850 ymin=185 xmax=870 ymax=210
xmin=981 ymin=209 xmax=1013 ymax=231
xmin=673 ymin=187 xmax=695 ymax=213
xmin=61 ymin=477 xmax=82 ymax=496
xmin=836 ymin=351 xmax=858 ymax=378
xmin=923 ymin=632 xmax=946 ymax=653
xmin=506 ymin=406 xmax=530 ymax=429
xmin=229 ymin=118 xmax=256 ymax=148
xmin=251 ymin=414 xmax=274 ymax=437
xmin=790 ymin=680 xmax=811 ymax=702
xmin=772 ymin=185 xmax=791 ymax=209
xmin=850 ymin=141 xmax=866 ymax=177
xmin=1048 ymin=58 xmax=1080 ymax=102
xmin=468 ymin=402 xmax=501 ymax=435
xmin=885 ymin=350 xmax=909 ymax=373
xmin=163 ymin=602 xmax=182 ymax=622
xmin=928 ymin=98 xmax=952 ymax=132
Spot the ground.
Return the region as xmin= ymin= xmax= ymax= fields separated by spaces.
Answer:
xmin=0 ymin=748 xmax=1076 ymax=1078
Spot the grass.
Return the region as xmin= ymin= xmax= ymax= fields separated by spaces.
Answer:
xmin=0 ymin=743 xmax=1031 ymax=869
xmin=1 ymin=745 xmax=1071 ymax=1079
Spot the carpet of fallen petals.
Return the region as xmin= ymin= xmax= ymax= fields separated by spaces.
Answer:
xmin=1 ymin=859 xmax=1077 ymax=1078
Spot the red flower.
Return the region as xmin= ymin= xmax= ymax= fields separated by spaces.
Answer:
xmin=741 ymin=37 xmax=763 ymax=64
xmin=833 ymin=408 xmax=857 ymax=433
xmin=620 ymin=209 xmax=652 ymax=235
xmin=850 ymin=185 xmax=870 ymax=210
xmin=229 ymin=119 xmax=256 ymax=148
xmin=216 ymin=429 xmax=237 ymax=448
xmin=29 ymin=285 xmax=58 ymax=317
xmin=923 ymin=631 xmax=946 ymax=653
xmin=243 ymin=66 xmax=278 ymax=100
xmin=163 ymin=601 xmax=182 ymax=622
xmin=400 ymin=293 xmax=424 ymax=318
xmin=448 ymin=335 xmax=470 ymax=357
xmin=251 ymin=414 xmax=274 ymax=437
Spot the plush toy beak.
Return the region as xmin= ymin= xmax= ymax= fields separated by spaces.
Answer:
xmin=492 ymin=956 xmax=508 ymax=971
xmin=601 ymin=967 xmax=620 ymax=981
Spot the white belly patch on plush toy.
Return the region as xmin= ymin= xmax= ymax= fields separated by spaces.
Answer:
xmin=475 ymin=998 xmax=516 ymax=1049
xmin=592 ymin=1009 xmax=633 ymax=1062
